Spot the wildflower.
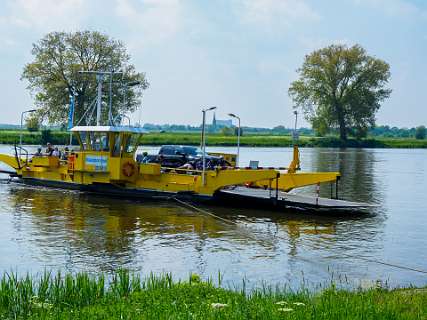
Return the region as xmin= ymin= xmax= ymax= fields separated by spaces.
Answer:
xmin=211 ymin=303 xmax=228 ymax=309
xmin=278 ymin=307 xmax=293 ymax=312
xmin=275 ymin=301 xmax=288 ymax=305
xmin=33 ymin=302 xmax=53 ymax=309
xmin=292 ymin=302 xmax=306 ymax=306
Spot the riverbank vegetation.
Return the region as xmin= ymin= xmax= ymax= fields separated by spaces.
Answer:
xmin=1 ymin=130 xmax=427 ymax=148
xmin=0 ymin=270 xmax=425 ymax=319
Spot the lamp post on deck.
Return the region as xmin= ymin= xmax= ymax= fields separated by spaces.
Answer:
xmin=293 ymin=110 xmax=299 ymax=143
xmin=201 ymin=106 xmax=217 ymax=185
xmin=228 ymin=113 xmax=241 ymax=167
xmin=20 ymin=109 xmax=37 ymax=157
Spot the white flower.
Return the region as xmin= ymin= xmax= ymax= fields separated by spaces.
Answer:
xmin=211 ymin=303 xmax=228 ymax=309
xmin=292 ymin=302 xmax=306 ymax=306
xmin=275 ymin=301 xmax=288 ymax=305
xmin=278 ymin=307 xmax=293 ymax=312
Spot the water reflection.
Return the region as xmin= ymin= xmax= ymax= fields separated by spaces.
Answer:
xmin=5 ymin=183 xmax=374 ymax=275
xmin=1 ymin=146 xmax=426 ymax=289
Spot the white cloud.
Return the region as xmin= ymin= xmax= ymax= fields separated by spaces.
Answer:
xmin=232 ymin=0 xmax=320 ymax=30
xmin=352 ymin=0 xmax=426 ymax=18
xmin=0 ymin=0 xmax=85 ymax=30
xmin=115 ymin=0 xmax=183 ymax=45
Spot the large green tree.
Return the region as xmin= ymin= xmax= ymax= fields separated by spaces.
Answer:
xmin=289 ymin=44 xmax=391 ymax=140
xmin=22 ymin=31 xmax=149 ymax=126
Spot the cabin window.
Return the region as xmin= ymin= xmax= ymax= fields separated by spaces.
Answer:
xmin=124 ymin=134 xmax=139 ymax=153
xmin=86 ymin=132 xmax=110 ymax=151
xmin=112 ymin=134 xmax=122 ymax=157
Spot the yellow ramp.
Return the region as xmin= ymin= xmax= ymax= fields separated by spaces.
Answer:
xmin=255 ymin=172 xmax=340 ymax=192
xmin=0 ymin=154 xmax=20 ymax=171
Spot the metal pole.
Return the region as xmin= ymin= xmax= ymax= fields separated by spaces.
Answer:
xmin=109 ymin=70 xmax=113 ymax=125
xmin=237 ymin=117 xmax=241 ymax=167
xmin=19 ymin=112 xmax=24 ymax=158
xmin=202 ymin=110 xmax=206 ymax=185
xmin=20 ymin=109 xmax=36 ymax=158
xmin=293 ymin=110 xmax=298 ymax=144
xmin=96 ymin=75 xmax=103 ymax=126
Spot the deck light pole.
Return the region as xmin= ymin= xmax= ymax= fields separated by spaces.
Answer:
xmin=79 ymin=70 xmax=122 ymax=126
xmin=20 ymin=109 xmax=37 ymax=157
xmin=293 ymin=110 xmax=299 ymax=143
xmin=228 ymin=113 xmax=241 ymax=167
xmin=201 ymin=106 xmax=217 ymax=185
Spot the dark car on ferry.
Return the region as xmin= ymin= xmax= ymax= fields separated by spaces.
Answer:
xmin=137 ymin=145 xmax=230 ymax=169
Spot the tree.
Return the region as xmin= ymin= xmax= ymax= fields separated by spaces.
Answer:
xmin=22 ymin=31 xmax=149 ymax=126
xmin=220 ymin=127 xmax=234 ymax=136
xmin=289 ymin=44 xmax=391 ymax=141
xmin=415 ymin=125 xmax=426 ymax=140
xmin=26 ymin=116 xmax=40 ymax=132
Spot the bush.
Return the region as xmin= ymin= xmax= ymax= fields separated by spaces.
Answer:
xmin=26 ymin=116 xmax=40 ymax=132
xmin=41 ymin=129 xmax=52 ymax=144
xmin=415 ymin=125 xmax=426 ymax=140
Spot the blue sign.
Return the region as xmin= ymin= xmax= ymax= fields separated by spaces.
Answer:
xmin=85 ymin=155 xmax=108 ymax=171
xmin=68 ymin=95 xmax=75 ymax=130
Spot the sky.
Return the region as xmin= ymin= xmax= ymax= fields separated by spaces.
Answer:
xmin=0 ymin=0 xmax=426 ymax=128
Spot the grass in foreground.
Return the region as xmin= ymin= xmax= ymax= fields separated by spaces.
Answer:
xmin=0 ymin=270 xmax=426 ymax=319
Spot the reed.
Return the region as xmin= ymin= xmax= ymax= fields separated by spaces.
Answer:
xmin=0 ymin=270 xmax=425 ymax=319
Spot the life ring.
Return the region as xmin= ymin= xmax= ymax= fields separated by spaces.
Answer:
xmin=122 ymin=161 xmax=135 ymax=177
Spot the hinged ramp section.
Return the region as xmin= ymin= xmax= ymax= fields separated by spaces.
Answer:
xmin=219 ymin=186 xmax=375 ymax=211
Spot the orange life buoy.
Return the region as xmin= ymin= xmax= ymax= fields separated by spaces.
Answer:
xmin=122 ymin=161 xmax=135 ymax=177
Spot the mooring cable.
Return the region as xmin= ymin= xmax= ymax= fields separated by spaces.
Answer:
xmin=172 ymin=197 xmax=427 ymax=275
xmin=339 ymin=254 xmax=427 ymax=275
xmin=171 ymin=197 xmax=276 ymax=246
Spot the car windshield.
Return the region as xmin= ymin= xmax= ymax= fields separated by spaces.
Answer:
xmin=182 ymin=146 xmax=203 ymax=156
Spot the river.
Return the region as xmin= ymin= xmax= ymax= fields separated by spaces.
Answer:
xmin=0 ymin=145 xmax=426 ymax=289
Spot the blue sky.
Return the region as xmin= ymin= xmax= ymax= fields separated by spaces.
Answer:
xmin=0 ymin=0 xmax=426 ymax=128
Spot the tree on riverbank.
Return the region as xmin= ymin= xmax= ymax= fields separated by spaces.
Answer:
xmin=22 ymin=31 xmax=149 ymax=126
xmin=289 ymin=44 xmax=391 ymax=141
xmin=415 ymin=125 xmax=426 ymax=139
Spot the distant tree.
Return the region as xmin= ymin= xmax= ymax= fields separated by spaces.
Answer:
xmin=415 ymin=125 xmax=426 ymax=140
xmin=289 ymin=44 xmax=392 ymax=141
xmin=234 ymin=127 xmax=243 ymax=136
xmin=22 ymin=31 xmax=149 ymax=126
xmin=26 ymin=116 xmax=40 ymax=132
xmin=41 ymin=129 xmax=52 ymax=145
xmin=220 ymin=127 xmax=234 ymax=136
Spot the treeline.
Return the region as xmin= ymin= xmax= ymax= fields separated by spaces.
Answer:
xmin=141 ymin=123 xmax=426 ymax=139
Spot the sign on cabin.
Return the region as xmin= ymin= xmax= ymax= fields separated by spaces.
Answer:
xmin=85 ymin=155 xmax=108 ymax=171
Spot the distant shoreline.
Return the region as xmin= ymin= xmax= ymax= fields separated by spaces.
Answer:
xmin=1 ymin=130 xmax=426 ymax=149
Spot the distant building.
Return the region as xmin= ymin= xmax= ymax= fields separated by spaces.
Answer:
xmin=212 ymin=113 xmax=233 ymax=131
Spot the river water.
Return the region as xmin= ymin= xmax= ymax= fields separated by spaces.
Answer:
xmin=0 ymin=145 xmax=426 ymax=289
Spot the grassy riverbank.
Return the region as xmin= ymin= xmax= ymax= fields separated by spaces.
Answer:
xmin=1 ymin=130 xmax=427 ymax=148
xmin=0 ymin=271 xmax=425 ymax=319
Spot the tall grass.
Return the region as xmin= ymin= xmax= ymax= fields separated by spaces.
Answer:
xmin=0 ymin=270 xmax=425 ymax=319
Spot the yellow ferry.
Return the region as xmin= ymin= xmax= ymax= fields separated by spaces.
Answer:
xmin=1 ymin=68 xmax=374 ymax=211
xmin=0 ymin=126 xmax=339 ymax=201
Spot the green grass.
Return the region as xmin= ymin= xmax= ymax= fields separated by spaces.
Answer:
xmin=1 ymin=130 xmax=427 ymax=148
xmin=0 ymin=270 xmax=425 ymax=319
